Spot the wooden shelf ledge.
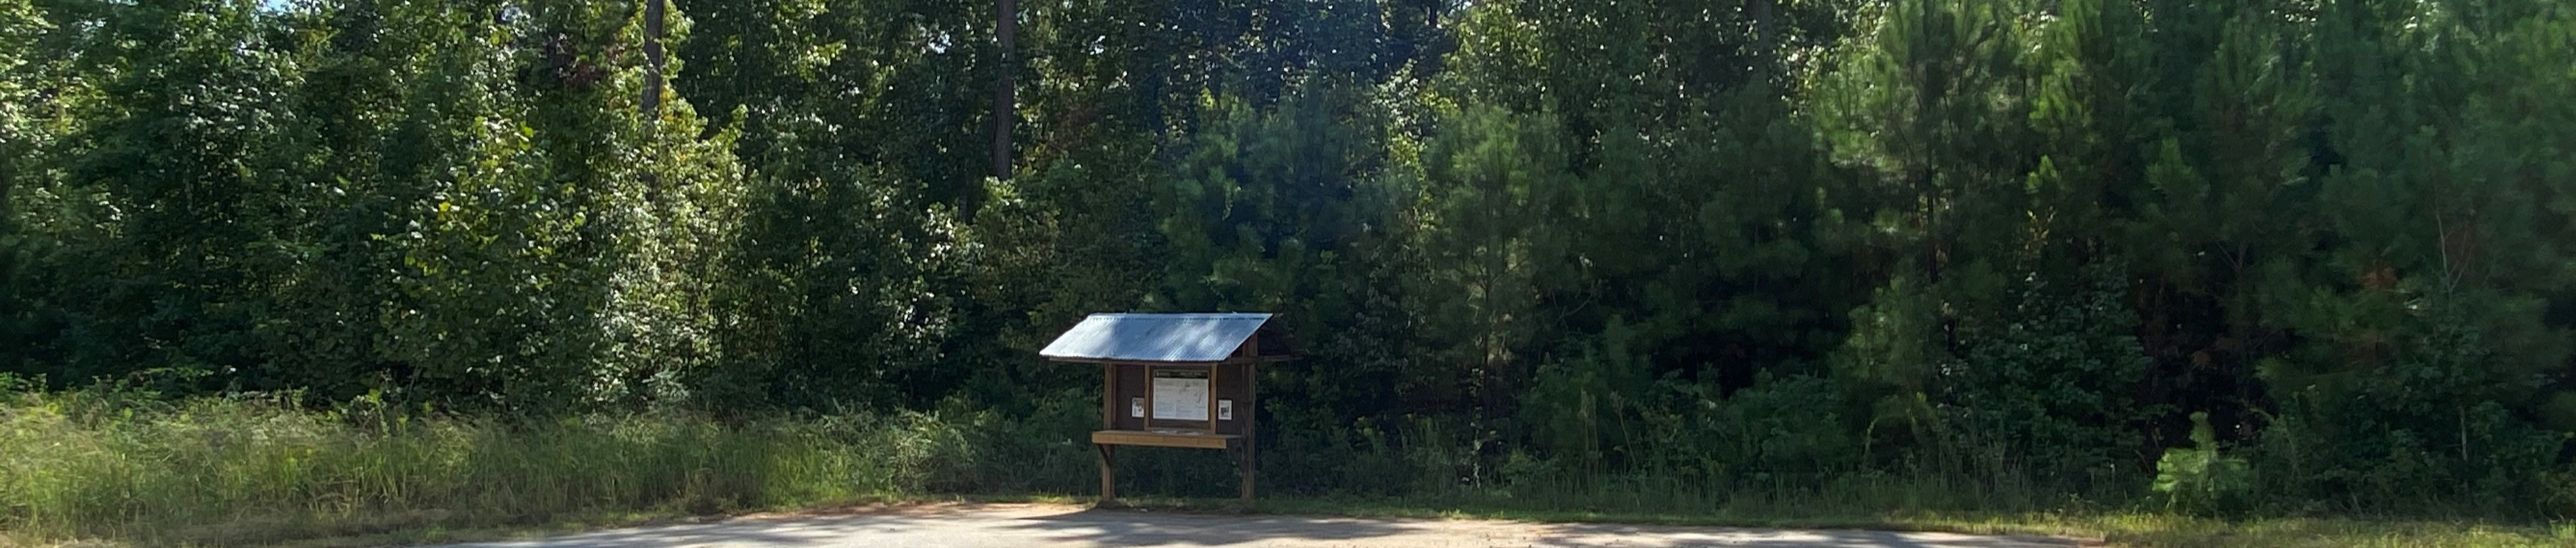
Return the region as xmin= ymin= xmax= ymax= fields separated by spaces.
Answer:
xmin=1092 ymin=429 xmax=1240 ymax=450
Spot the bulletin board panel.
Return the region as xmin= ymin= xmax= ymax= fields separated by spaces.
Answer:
xmin=1105 ymin=362 xmax=1252 ymax=435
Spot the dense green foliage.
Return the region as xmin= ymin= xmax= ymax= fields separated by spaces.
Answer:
xmin=4 ymin=0 xmax=2575 ymax=525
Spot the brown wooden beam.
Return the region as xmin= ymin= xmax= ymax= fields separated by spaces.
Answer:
xmin=1091 ymin=430 xmax=1238 ymax=450
xmin=1099 ymin=364 xmax=1116 ymax=503
xmin=1242 ymin=362 xmax=1257 ymax=503
xmin=1096 ymin=442 xmax=1116 ymax=503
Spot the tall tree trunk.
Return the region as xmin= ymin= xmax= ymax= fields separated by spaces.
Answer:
xmin=1754 ymin=0 xmax=1776 ymax=77
xmin=993 ymin=0 xmax=1016 ymax=180
xmin=643 ymin=0 xmax=664 ymax=118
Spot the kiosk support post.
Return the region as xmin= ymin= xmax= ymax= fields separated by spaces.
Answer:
xmin=1099 ymin=363 xmax=1117 ymax=503
xmin=1238 ymin=362 xmax=1257 ymax=503
xmin=1236 ymin=338 xmax=1258 ymax=505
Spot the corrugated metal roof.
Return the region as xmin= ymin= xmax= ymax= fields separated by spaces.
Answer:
xmin=1039 ymin=313 xmax=1275 ymax=363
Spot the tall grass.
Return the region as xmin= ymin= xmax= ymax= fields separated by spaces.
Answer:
xmin=0 ymin=389 xmax=1093 ymax=547
xmin=6 ymin=386 xmax=2567 ymax=548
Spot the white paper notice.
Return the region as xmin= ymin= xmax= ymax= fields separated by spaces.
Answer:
xmin=1152 ymin=377 xmax=1209 ymax=421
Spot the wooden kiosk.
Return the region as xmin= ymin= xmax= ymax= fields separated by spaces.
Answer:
xmin=1039 ymin=313 xmax=1291 ymax=504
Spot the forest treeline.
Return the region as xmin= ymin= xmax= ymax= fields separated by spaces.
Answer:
xmin=3 ymin=0 xmax=2574 ymax=515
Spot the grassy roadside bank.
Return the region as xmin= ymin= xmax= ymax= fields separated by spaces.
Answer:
xmin=0 ymin=389 xmax=1087 ymax=547
xmin=1087 ymin=494 xmax=2576 ymax=548
xmin=1238 ymin=497 xmax=2576 ymax=548
xmin=3 ymin=391 xmax=2569 ymax=548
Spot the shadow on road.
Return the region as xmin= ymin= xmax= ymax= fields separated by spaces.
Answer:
xmin=432 ymin=505 xmax=2073 ymax=548
xmin=999 ymin=508 xmax=1429 ymax=546
xmin=1529 ymin=522 xmax=2071 ymax=548
xmin=452 ymin=515 xmax=941 ymax=547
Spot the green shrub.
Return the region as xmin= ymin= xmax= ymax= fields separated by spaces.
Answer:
xmin=2253 ymin=300 xmax=2572 ymax=515
xmin=1942 ymin=263 xmax=2159 ymax=485
xmin=2152 ymin=412 xmax=2251 ymax=515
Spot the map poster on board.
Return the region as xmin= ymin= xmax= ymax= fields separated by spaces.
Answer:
xmin=1151 ymin=368 xmax=1209 ymax=421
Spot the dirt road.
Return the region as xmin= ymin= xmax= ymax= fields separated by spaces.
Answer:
xmin=431 ymin=503 xmax=2077 ymax=548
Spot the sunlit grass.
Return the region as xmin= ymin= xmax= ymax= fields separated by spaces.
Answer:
xmin=3 ymin=391 xmax=2565 ymax=548
xmin=1095 ymin=478 xmax=2573 ymax=548
xmin=0 ymin=391 xmax=1027 ymax=547
xmin=1227 ymin=498 xmax=2575 ymax=548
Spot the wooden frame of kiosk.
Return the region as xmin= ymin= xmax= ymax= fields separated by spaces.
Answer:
xmin=1038 ymin=313 xmax=1291 ymax=504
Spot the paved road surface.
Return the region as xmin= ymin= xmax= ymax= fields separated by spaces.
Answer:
xmin=432 ymin=504 xmax=2078 ymax=548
